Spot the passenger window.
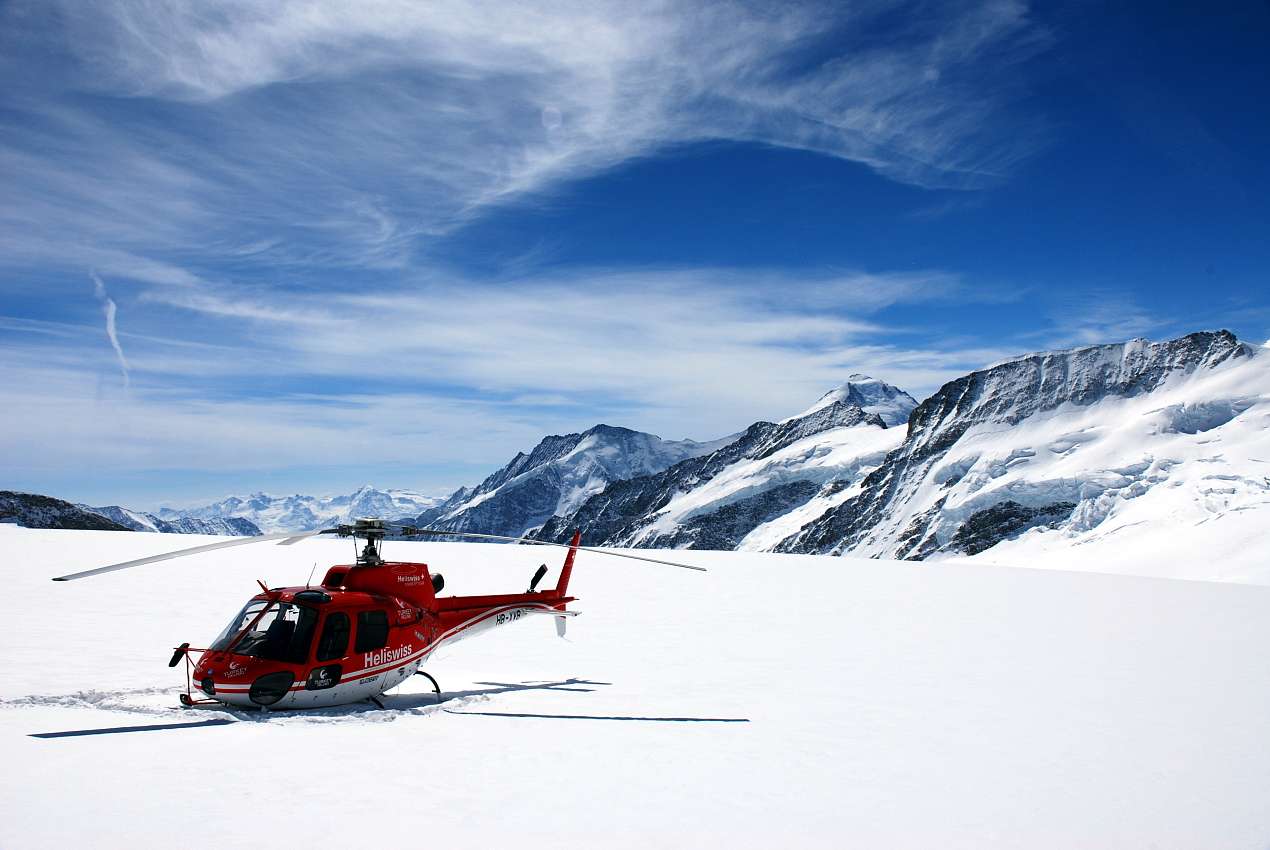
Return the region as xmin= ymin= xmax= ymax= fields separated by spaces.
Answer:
xmin=316 ymin=612 xmax=350 ymax=661
xmin=354 ymin=610 xmax=390 ymax=653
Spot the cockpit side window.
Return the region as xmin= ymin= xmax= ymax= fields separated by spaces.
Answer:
xmin=212 ymin=600 xmax=318 ymax=664
xmin=211 ymin=599 xmax=269 ymax=650
xmin=354 ymin=610 xmax=390 ymax=653
xmin=316 ymin=611 xmax=351 ymax=661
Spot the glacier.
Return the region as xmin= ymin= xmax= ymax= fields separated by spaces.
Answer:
xmin=5 ymin=527 xmax=1270 ymax=847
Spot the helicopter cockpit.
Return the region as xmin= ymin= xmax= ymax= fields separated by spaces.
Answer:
xmin=211 ymin=598 xmax=318 ymax=664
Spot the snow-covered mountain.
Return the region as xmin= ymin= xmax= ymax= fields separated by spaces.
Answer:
xmin=0 ymin=491 xmax=132 ymax=531
xmin=533 ymin=377 xmax=918 ymax=549
xmin=162 ymin=486 xmax=444 ymax=533
xmin=776 ymin=330 xmax=1270 ymax=574
xmin=413 ymin=424 xmax=735 ymax=538
xmin=86 ymin=505 xmax=261 ymax=537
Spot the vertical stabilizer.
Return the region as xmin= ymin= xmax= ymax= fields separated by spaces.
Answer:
xmin=554 ymin=530 xmax=581 ymax=597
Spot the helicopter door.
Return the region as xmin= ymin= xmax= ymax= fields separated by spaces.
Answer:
xmin=307 ymin=611 xmax=351 ymax=691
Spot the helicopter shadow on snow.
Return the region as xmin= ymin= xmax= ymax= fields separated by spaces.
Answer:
xmin=279 ymin=676 xmax=616 ymax=719
xmin=25 ymin=677 xmax=749 ymax=737
xmin=220 ymin=678 xmax=747 ymax=724
xmin=24 ymin=678 xmax=609 ymax=737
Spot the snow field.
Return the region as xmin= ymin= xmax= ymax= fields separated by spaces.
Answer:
xmin=3 ymin=526 xmax=1270 ymax=848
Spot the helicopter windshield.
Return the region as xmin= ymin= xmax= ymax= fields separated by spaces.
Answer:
xmin=210 ymin=599 xmax=319 ymax=664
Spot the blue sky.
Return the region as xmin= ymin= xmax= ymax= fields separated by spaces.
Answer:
xmin=1 ymin=1 xmax=1267 ymax=509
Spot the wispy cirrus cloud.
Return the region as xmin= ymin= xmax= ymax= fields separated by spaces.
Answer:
xmin=108 ymin=264 xmax=992 ymax=421
xmin=19 ymin=260 xmax=977 ymax=414
xmin=0 ymin=0 xmax=1047 ymax=282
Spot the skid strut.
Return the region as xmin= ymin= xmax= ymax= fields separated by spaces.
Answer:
xmin=415 ymin=670 xmax=442 ymax=703
xmin=174 ymin=644 xmax=218 ymax=708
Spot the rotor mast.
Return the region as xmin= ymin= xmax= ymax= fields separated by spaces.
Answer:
xmin=344 ymin=518 xmax=387 ymax=566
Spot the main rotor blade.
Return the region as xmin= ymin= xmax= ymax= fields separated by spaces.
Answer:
xmin=403 ymin=528 xmax=707 ymax=572
xmin=51 ymin=530 xmax=326 ymax=581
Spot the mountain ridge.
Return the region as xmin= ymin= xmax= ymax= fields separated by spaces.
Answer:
xmin=0 ymin=491 xmax=133 ymax=532
xmin=532 ymin=376 xmax=917 ymax=549
xmin=776 ymin=329 xmax=1264 ymax=560
xmin=413 ymin=423 xmax=735 ymax=538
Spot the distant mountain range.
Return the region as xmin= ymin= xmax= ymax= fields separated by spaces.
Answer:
xmin=6 ymin=330 xmax=1266 ymax=574
xmin=87 ymin=505 xmax=263 ymax=537
xmin=0 ymin=486 xmax=442 ymax=537
xmin=159 ymin=486 xmax=443 ymax=533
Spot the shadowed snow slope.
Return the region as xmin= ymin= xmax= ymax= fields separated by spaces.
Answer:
xmin=4 ymin=527 xmax=1270 ymax=848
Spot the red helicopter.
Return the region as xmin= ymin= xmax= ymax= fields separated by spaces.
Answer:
xmin=52 ymin=519 xmax=703 ymax=711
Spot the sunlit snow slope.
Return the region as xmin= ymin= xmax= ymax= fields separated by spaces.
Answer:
xmin=4 ymin=527 xmax=1270 ymax=848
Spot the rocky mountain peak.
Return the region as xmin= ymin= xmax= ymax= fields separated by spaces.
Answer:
xmin=790 ymin=376 xmax=917 ymax=428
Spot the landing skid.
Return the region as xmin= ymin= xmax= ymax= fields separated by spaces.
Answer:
xmin=178 ymin=693 xmax=220 ymax=708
